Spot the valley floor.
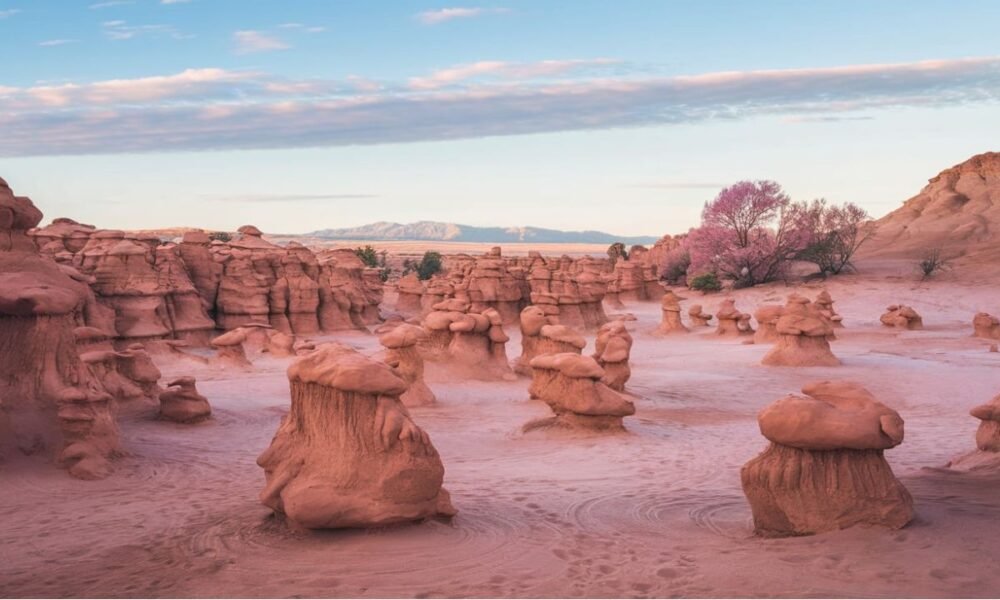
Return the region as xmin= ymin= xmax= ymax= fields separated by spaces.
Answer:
xmin=3 ymin=268 xmax=1000 ymax=598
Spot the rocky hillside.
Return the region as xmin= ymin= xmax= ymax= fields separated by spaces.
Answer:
xmin=307 ymin=221 xmax=658 ymax=245
xmin=861 ymin=152 xmax=1000 ymax=263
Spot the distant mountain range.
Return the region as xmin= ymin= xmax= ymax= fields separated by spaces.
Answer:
xmin=306 ymin=221 xmax=658 ymax=245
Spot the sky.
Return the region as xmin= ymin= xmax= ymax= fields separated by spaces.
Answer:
xmin=0 ymin=1 xmax=999 ymax=236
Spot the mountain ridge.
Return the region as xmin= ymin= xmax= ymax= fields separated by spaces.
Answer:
xmin=306 ymin=220 xmax=659 ymax=245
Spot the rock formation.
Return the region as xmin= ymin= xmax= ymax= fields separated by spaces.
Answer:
xmin=970 ymin=394 xmax=1000 ymax=453
xmin=657 ymin=290 xmax=689 ymax=334
xmin=513 ymin=305 xmax=559 ymax=375
xmin=813 ymin=290 xmax=843 ymax=328
xmin=378 ymin=324 xmax=436 ymax=407
xmin=420 ymin=300 xmax=512 ymax=379
xmin=32 ymin=220 xmax=384 ymax=343
xmin=395 ymin=273 xmax=425 ymax=316
xmin=593 ymin=320 xmax=633 ymax=391
xmin=880 ymin=305 xmax=923 ymax=330
xmin=257 ymin=344 xmax=456 ymax=529
xmin=524 ymin=353 xmax=635 ymax=432
xmin=688 ymin=304 xmax=713 ymax=327
xmin=715 ymin=299 xmax=754 ymax=337
xmin=973 ymin=312 xmax=1000 ymax=340
xmin=158 ymin=377 xmax=212 ymax=423
xmin=752 ymin=304 xmax=784 ymax=344
xmin=210 ymin=329 xmax=252 ymax=367
xmin=0 ymin=179 xmax=121 ymax=479
xmin=761 ymin=295 xmax=840 ymax=367
xmin=860 ymin=152 xmax=1000 ymax=267
xmin=741 ymin=381 xmax=913 ymax=537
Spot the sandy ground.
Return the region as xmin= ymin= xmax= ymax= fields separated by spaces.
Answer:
xmin=4 ymin=264 xmax=1000 ymax=598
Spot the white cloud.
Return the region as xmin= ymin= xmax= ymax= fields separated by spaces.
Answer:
xmin=38 ymin=39 xmax=78 ymax=47
xmin=409 ymin=58 xmax=620 ymax=89
xmin=1 ymin=56 xmax=999 ymax=156
xmin=415 ymin=7 xmax=509 ymax=25
xmin=88 ymin=1 xmax=134 ymax=8
xmin=0 ymin=8 xmax=21 ymax=18
xmin=161 ymin=0 xmax=192 ymax=4
xmin=102 ymin=20 xmax=189 ymax=40
xmin=233 ymin=30 xmax=289 ymax=54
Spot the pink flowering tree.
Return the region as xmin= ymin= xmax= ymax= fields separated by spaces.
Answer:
xmin=686 ymin=180 xmax=809 ymax=287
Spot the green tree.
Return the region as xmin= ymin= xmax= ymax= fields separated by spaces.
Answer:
xmin=354 ymin=245 xmax=379 ymax=267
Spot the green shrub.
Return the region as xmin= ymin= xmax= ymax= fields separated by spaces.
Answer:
xmin=208 ymin=231 xmax=232 ymax=243
xmin=415 ymin=251 xmax=443 ymax=280
xmin=689 ymin=272 xmax=722 ymax=292
xmin=354 ymin=245 xmax=379 ymax=268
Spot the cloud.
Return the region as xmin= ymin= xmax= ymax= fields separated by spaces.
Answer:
xmin=409 ymin=58 xmax=620 ymax=89
xmin=161 ymin=0 xmax=192 ymax=4
xmin=415 ymin=7 xmax=509 ymax=25
xmin=0 ymin=8 xmax=21 ymax=18
xmin=233 ymin=30 xmax=289 ymax=54
xmin=210 ymin=193 xmax=380 ymax=202
xmin=102 ymin=20 xmax=189 ymax=40
xmin=278 ymin=23 xmax=326 ymax=33
xmin=1 ymin=56 xmax=999 ymax=156
xmin=38 ymin=39 xmax=78 ymax=47
xmin=88 ymin=1 xmax=134 ymax=8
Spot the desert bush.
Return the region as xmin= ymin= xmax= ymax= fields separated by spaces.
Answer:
xmin=689 ymin=272 xmax=722 ymax=292
xmin=404 ymin=251 xmax=443 ymax=281
xmin=607 ymin=242 xmax=629 ymax=264
xmin=354 ymin=245 xmax=379 ymax=268
xmin=795 ymin=199 xmax=874 ymax=274
xmin=208 ymin=231 xmax=232 ymax=243
xmin=660 ymin=248 xmax=691 ymax=284
xmin=917 ymin=248 xmax=949 ymax=279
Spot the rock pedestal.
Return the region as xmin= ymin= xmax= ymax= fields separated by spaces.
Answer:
xmin=257 ymin=344 xmax=456 ymax=529
xmin=741 ymin=381 xmax=913 ymax=537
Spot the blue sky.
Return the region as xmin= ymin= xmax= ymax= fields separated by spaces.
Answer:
xmin=1 ymin=1 xmax=999 ymax=235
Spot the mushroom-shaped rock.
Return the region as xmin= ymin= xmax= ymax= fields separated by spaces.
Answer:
xmin=688 ymin=304 xmax=713 ymax=327
xmin=761 ymin=295 xmax=840 ymax=367
xmin=814 ymin=290 xmax=843 ymax=328
xmin=211 ymin=329 xmax=251 ymax=367
xmin=970 ymin=394 xmax=1000 ymax=452
xmin=657 ymin=290 xmax=689 ymax=334
xmin=1 ymin=183 xmax=121 ymax=480
xmin=525 ymin=353 xmax=635 ymax=432
xmin=257 ymin=344 xmax=456 ymax=529
xmin=158 ymin=377 xmax=211 ymax=423
xmin=741 ymin=381 xmax=913 ymax=537
xmin=514 ymin=305 xmax=561 ymax=375
xmin=880 ymin=305 xmax=923 ymax=330
xmin=752 ymin=304 xmax=784 ymax=344
xmin=379 ymin=324 xmax=436 ymax=407
xmin=592 ymin=320 xmax=633 ymax=391
xmin=973 ymin=312 xmax=1000 ymax=340
xmin=715 ymin=299 xmax=753 ymax=337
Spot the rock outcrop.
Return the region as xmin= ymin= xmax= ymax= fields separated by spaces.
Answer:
xmin=715 ymin=299 xmax=754 ymax=337
xmin=880 ymin=305 xmax=923 ymax=330
xmin=973 ymin=312 xmax=1000 ymax=340
xmin=813 ymin=290 xmax=843 ymax=328
xmin=741 ymin=381 xmax=913 ymax=537
xmin=688 ymin=304 xmax=713 ymax=327
xmin=592 ymin=320 xmax=633 ymax=391
xmin=524 ymin=353 xmax=635 ymax=432
xmin=861 ymin=152 xmax=1000 ymax=266
xmin=0 ymin=179 xmax=121 ymax=479
xmin=378 ymin=324 xmax=436 ymax=407
xmin=752 ymin=304 xmax=785 ymax=344
xmin=257 ymin=344 xmax=456 ymax=529
xmin=420 ymin=300 xmax=512 ymax=379
xmin=761 ymin=295 xmax=840 ymax=367
xmin=657 ymin=290 xmax=689 ymax=334
xmin=970 ymin=394 xmax=1000 ymax=453
xmin=158 ymin=377 xmax=211 ymax=423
